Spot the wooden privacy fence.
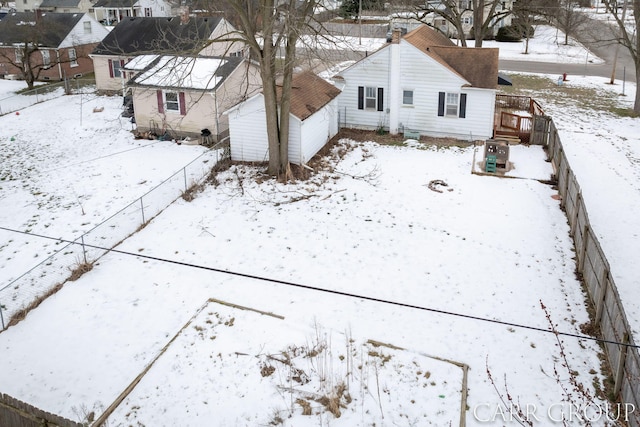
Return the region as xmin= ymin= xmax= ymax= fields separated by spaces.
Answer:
xmin=0 ymin=393 xmax=83 ymax=427
xmin=543 ymin=117 xmax=640 ymax=427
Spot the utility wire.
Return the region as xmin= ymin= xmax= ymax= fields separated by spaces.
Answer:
xmin=0 ymin=225 xmax=638 ymax=350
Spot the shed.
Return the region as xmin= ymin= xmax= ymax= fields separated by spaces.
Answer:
xmin=226 ymin=71 xmax=341 ymax=165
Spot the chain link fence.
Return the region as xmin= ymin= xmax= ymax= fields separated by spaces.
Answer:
xmin=0 ymin=78 xmax=94 ymax=116
xmin=0 ymin=145 xmax=228 ymax=330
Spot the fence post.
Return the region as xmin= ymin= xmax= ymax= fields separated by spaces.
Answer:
xmin=595 ymin=269 xmax=610 ymax=326
xmin=614 ymin=332 xmax=630 ymax=398
xmin=578 ymin=224 xmax=589 ymax=272
xmin=81 ymin=235 xmax=88 ymax=264
xmin=140 ymin=198 xmax=146 ymax=224
xmin=0 ymin=303 xmax=4 ymax=330
xmin=183 ymin=167 xmax=188 ymax=192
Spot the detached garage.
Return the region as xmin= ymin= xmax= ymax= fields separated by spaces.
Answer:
xmin=227 ymin=71 xmax=341 ymax=165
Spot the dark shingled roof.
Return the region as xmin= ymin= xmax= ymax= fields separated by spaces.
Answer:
xmin=431 ymin=46 xmax=499 ymax=89
xmin=92 ymin=16 xmax=222 ymax=56
xmin=0 ymin=12 xmax=82 ymax=47
xmin=403 ymin=25 xmax=499 ymax=89
xmin=277 ymin=71 xmax=341 ymax=121
xmin=40 ymin=0 xmax=82 ymax=8
xmin=93 ymin=0 xmax=138 ymax=7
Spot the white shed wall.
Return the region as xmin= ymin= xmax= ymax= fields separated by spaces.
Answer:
xmin=299 ymin=99 xmax=338 ymax=163
xmin=229 ymin=95 xmax=269 ymax=163
xmin=230 ymin=96 xmax=336 ymax=165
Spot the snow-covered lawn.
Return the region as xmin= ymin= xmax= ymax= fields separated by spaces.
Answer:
xmin=0 ymin=93 xmax=216 ymax=293
xmin=0 ymin=24 xmax=638 ymax=427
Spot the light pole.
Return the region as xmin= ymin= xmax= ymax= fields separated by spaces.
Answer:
xmin=358 ymin=0 xmax=362 ymax=45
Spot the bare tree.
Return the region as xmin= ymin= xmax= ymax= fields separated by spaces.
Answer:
xmin=600 ymin=0 xmax=640 ymax=113
xmin=0 ymin=14 xmax=76 ymax=90
xmin=509 ymin=0 xmax=545 ymax=54
xmin=393 ymin=0 xmax=512 ymax=47
xmin=214 ymin=0 xmax=320 ymax=178
xmin=470 ymin=0 xmax=513 ymax=47
xmin=539 ymin=0 xmax=589 ymax=45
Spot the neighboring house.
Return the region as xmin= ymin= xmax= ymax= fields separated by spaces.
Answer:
xmin=227 ymin=71 xmax=341 ymax=165
xmin=90 ymin=15 xmax=242 ymax=93
xmin=410 ymin=0 xmax=515 ymax=38
xmin=127 ymin=55 xmax=261 ymax=140
xmin=333 ymin=25 xmax=498 ymax=140
xmin=91 ymin=0 xmax=173 ymax=25
xmin=0 ymin=12 xmax=109 ymax=81
xmin=38 ymin=0 xmax=95 ymax=14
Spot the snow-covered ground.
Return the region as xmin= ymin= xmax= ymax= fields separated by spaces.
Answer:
xmin=0 ymin=26 xmax=638 ymax=427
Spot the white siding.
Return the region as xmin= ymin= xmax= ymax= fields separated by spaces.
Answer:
xmin=337 ymin=40 xmax=496 ymax=140
xmin=229 ymin=95 xmax=269 ymax=163
xmin=198 ymin=19 xmax=244 ymax=57
xmin=337 ymin=47 xmax=391 ymax=131
xmin=230 ymin=96 xmax=336 ymax=165
xmin=299 ymin=99 xmax=338 ymax=163
xmin=60 ymin=15 xmax=110 ymax=48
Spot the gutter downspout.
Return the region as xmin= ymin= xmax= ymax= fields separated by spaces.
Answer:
xmin=388 ymin=29 xmax=401 ymax=135
xmin=56 ymin=49 xmax=63 ymax=80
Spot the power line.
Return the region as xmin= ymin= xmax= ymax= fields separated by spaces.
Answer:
xmin=0 ymin=225 xmax=637 ymax=350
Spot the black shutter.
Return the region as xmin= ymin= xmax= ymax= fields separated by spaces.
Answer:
xmin=377 ymin=88 xmax=384 ymax=111
xmin=357 ymin=86 xmax=364 ymax=110
xmin=459 ymin=93 xmax=467 ymax=118
xmin=438 ymin=92 xmax=445 ymax=116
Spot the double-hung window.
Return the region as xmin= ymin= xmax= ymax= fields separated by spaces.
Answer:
xmin=357 ymin=86 xmax=384 ymax=112
xmin=165 ymin=91 xmax=179 ymax=112
xmin=41 ymin=50 xmax=50 ymax=68
xmin=437 ymin=92 xmax=467 ymax=118
xmin=68 ymin=48 xmax=77 ymax=67
xmin=157 ymin=90 xmax=186 ymax=115
xmin=403 ymin=90 xmax=414 ymax=106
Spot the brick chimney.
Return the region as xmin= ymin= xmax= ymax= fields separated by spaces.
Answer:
xmin=391 ymin=28 xmax=402 ymax=44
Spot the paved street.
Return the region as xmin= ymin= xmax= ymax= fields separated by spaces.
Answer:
xmin=500 ymin=12 xmax=636 ymax=83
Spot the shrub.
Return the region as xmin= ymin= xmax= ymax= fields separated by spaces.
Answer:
xmin=496 ymin=25 xmax=523 ymax=42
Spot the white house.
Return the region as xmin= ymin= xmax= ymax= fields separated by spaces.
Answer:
xmin=333 ymin=25 xmax=499 ymax=140
xmin=227 ymin=71 xmax=341 ymax=165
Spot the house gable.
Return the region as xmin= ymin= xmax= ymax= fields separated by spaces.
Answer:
xmin=59 ymin=14 xmax=110 ymax=48
xmin=335 ymin=24 xmax=497 ymax=140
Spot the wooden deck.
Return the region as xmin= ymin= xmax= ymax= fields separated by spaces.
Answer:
xmin=493 ymin=95 xmax=545 ymax=144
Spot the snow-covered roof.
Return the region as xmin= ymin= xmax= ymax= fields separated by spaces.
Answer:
xmin=124 ymin=55 xmax=159 ymax=71
xmin=130 ymin=55 xmax=242 ymax=91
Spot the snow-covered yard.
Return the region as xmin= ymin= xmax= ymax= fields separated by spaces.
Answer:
xmin=0 ymin=25 xmax=638 ymax=427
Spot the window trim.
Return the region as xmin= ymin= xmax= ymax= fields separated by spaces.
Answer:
xmin=15 ymin=48 xmax=23 ymax=64
xmin=83 ymin=21 xmax=92 ymax=34
xmin=437 ymin=91 xmax=467 ymax=118
xmin=157 ymin=90 xmax=186 ymax=115
xmin=357 ymin=86 xmax=384 ymax=112
xmin=41 ymin=50 xmax=51 ymax=68
xmin=446 ymin=93 xmax=459 ymax=117
xmin=164 ymin=91 xmax=180 ymax=112
xmin=109 ymin=59 xmax=124 ymax=78
xmin=402 ymin=89 xmax=414 ymax=106
xmin=68 ymin=48 xmax=78 ymax=67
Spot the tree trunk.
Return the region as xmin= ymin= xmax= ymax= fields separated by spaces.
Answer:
xmin=260 ymin=0 xmax=281 ymax=176
xmin=635 ymin=62 xmax=640 ymax=114
xmin=278 ymin=32 xmax=297 ymax=179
